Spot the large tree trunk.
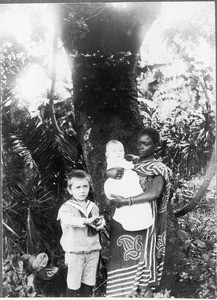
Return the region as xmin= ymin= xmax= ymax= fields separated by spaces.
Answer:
xmin=56 ymin=2 xmax=161 ymax=212
xmin=56 ymin=3 xmax=193 ymax=296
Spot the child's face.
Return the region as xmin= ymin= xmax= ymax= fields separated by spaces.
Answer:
xmin=106 ymin=143 xmax=125 ymax=161
xmin=67 ymin=178 xmax=90 ymax=201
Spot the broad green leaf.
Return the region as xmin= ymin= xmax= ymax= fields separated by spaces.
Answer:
xmin=177 ymin=229 xmax=190 ymax=241
xmin=194 ymin=239 xmax=206 ymax=248
xmin=35 ymin=266 xmax=59 ymax=280
xmin=31 ymin=253 xmax=48 ymax=271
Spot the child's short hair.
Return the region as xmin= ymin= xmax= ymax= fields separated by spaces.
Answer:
xmin=67 ymin=169 xmax=92 ymax=188
xmin=106 ymin=140 xmax=123 ymax=152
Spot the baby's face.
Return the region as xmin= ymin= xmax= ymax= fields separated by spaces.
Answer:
xmin=106 ymin=143 xmax=125 ymax=162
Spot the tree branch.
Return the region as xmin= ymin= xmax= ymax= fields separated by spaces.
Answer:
xmin=84 ymin=7 xmax=105 ymax=21
xmin=48 ymin=21 xmax=62 ymax=135
xmin=175 ymin=146 xmax=216 ymax=217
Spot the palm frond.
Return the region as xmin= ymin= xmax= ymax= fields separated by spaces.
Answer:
xmin=2 ymin=103 xmax=79 ymax=254
xmin=3 ymin=104 xmax=79 ymax=197
xmin=27 ymin=208 xmax=42 ymax=254
xmin=3 ymin=221 xmax=19 ymax=237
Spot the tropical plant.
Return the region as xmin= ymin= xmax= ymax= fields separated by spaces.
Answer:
xmin=162 ymin=2 xmax=215 ymax=55
xmin=160 ymin=105 xmax=215 ymax=179
xmin=2 ymin=100 xmax=81 ymax=255
xmin=1 ymin=37 xmax=29 ymax=105
xmin=3 ymin=252 xmax=58 ymax=297
xmin=1 ymin=9 xmax=83 ymax=270
xmin=173 ymin=177 xmax=216 ymax=299
xmin=137 ymin=65 xmax=215 ymax=181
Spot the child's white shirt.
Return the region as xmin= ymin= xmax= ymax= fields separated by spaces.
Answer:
xmin=57 ymin=200 xmax=102 ymax=253
xmin=104 ymin=158 xmax=154 ymax=231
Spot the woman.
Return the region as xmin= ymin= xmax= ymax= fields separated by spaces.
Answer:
xmin=105 ymin=128 xmax=171 ymax=297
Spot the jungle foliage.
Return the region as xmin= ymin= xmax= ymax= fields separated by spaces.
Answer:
xmin=1 ymin=3 xmax=216 ymax=298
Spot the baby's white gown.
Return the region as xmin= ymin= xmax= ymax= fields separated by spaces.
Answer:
xmin=104 ymin=159 xmax=154 ymax=231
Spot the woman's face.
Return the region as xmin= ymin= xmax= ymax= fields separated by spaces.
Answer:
xmin=137 ymin=134 xmax=156 ymax=160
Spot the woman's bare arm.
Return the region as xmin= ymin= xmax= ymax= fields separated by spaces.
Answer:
xmin=105 ymin=167 xmax=124 ymax=180
xmin=110 ymin=175 xmax=165 ymax=208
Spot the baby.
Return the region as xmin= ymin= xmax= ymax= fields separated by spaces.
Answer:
xmin=104 ymin=140 xmax=153 ymax=231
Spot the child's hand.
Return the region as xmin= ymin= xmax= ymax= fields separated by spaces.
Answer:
xmin=84 ymin=215 xmax=99 ymax=226
xmin=91 ymin=216 xmax=105 ymax=231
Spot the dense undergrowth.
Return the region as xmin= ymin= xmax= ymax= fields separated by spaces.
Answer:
xmin=173 ymin=177 xmax=216 ymax=299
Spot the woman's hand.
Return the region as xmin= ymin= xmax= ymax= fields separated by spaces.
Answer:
xmin=106 ymin=167 xmax=124 ymax=180
xmin=110 ymin=195 xmax=127 ymax=208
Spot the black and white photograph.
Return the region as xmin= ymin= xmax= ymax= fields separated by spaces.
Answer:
xmin=1 ymin=1 xmax=216 ymax=298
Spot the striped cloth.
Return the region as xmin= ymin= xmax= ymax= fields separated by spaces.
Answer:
xmin=106 ymin=159 xmax=171 ymax=297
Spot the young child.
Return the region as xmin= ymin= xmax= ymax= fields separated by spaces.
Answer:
xmin=104 ymin=140 xmax=154 ymax=231
xmin=57 ymin=169 xmax=105 ymax=297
